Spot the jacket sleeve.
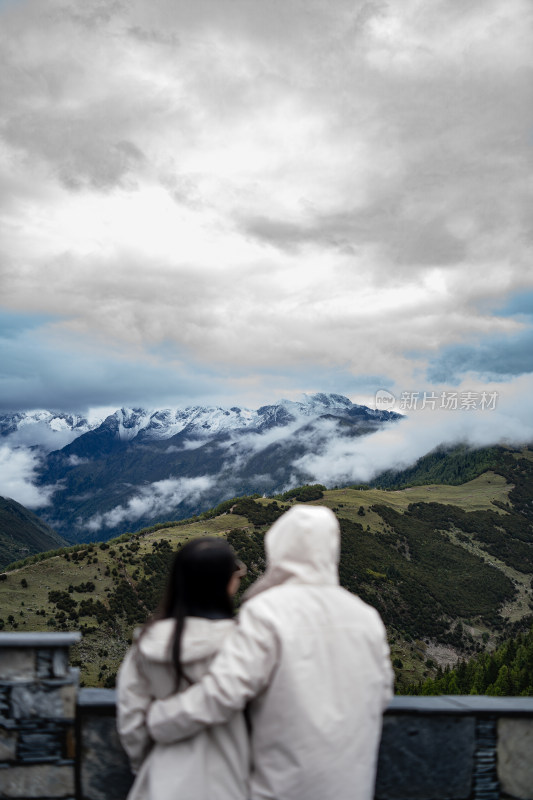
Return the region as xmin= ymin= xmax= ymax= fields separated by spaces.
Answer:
xmin=116 ymin=646 xmax=154 ymax=773
xmin=147 ymin=602 xmax=279 ymax=744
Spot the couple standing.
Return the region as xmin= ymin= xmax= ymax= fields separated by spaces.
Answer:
xmin=117 ymin=504 xmax=393 ymax=800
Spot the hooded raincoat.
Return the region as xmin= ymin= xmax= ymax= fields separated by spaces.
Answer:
xmin=147 ymin=505 xmax=393 ymax=800
xmin=116 ymin=616 xmax=249 ymax=800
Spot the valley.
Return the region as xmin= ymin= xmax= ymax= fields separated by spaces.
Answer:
xmin=1 ymin=453 xmax=532 ymax=693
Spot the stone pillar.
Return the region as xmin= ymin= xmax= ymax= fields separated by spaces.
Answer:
xmin=0 ymin=632 xmax=81 ymax=800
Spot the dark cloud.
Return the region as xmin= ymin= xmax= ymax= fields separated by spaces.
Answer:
xmin=242 ymin=208 xmax=467 ymax=265
xmin=3 ymin=111 xmax=147 ymax=190
xmin=126 ymin=26 xmax=181 ymax=47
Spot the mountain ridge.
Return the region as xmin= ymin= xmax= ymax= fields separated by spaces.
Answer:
xmin=1 ymin=394 xmax=400 ymax=451
xmin=24 ymin=394 xmax=402 ymax=541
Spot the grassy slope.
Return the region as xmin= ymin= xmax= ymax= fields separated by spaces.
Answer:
xmin=0 ymin=513 xmax=250 ymax=686
xmin=0 ymin=469 xmax=530 ymax=690
xmin=325 ymin=470 xmax=511 ymax=520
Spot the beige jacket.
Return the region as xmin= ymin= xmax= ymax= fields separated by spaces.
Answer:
xmin=116 ymin=617 xmax=249 ymax=800
xmin=147 ymin=505 xmax=393 ymax=800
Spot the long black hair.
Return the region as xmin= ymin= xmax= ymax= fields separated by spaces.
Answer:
xmin=147 ymin=537 xmax=240 ymax=687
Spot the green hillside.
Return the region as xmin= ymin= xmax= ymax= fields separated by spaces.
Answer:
xmin=1 ymin=448 xmax=532 ymax=692
xmin=406 ymin=622 xmax=533 ymax=696
xmin=371 ymin=444 xmax=506 ymax=488
xmin=0 ymin=497 xmax=67 ymax=569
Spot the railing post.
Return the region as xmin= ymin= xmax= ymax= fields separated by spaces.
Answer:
xmin=0 ymin=632 xmax=80 ymax=800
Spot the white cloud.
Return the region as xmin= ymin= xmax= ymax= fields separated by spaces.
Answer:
xmin=4 ymin=421 xmax=85 ymax=452
xmin=292 ymin=374 xmax=533 ymax=486
xmin=0 ymin=445 xmax=59 ymax=508
xmin=66 ymin=454 xmax=89 ymax=466
xmin=0 ymin=0 xmax=531 ymax=406
xmin=84 ymin=475 xmax=214 ymax=532
xmin=165 ymin=439 xmax=210 ymax=453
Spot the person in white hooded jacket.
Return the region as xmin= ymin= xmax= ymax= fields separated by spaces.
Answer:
xmin=147 ymin=504 xmax=394 ymax=800
xmin=116 ymin=537 xmax=250 ymax=800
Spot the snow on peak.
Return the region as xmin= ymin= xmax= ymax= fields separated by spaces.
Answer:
xmin=268 ymin=393 xmax=354 ymax=419
xmin=112 ymin=408 xmax=153 ymax=441
xmin=1 ymin=394 xmax=371 ymax=449
xmin=138 ymin=405 xmax=262 ymax=440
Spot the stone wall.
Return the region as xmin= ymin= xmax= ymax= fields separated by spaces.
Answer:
xmin=77 ymin=692 xmax=533 ymax=800
xmin=2 ymin=633 xmax=533 ymax=800
xmin=0 ymin=632 xmax=80 ymax=800
xmin=375 ymin=696 xmax=533 ymax=800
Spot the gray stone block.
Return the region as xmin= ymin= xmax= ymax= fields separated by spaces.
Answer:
xmin=35 ymin=647 xmax=74 ymax=679
xmin=0 ymin=763 xmax=74 ymax=797
xmin=0 ymin=650 xmax=35 ymax=681
xmin=17 ymin=722 xmax=67 ymax=763
xmin=80 ymin=715 xmax=133 ymax=800
xmin=375 ymin=715 xmax=476 ymax=800
xmin=53 ymin=648 xmax=69 ymax=679
xmin=10 ymin=684 xmax=76 ymax=720
xmin=498 ymin=718 xmax=533 ymax=800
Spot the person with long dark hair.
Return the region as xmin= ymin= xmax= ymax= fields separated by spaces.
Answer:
xmin=116 ymin=537 xmax=249 ymax=800
xmin=147 ymin=505 xmax=393 ymax=800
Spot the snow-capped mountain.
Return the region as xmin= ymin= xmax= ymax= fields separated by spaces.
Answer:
xmin=104 ymin=405 xmax=260 ymax=442
xmin=5 ymin=394 xmax=402 ymax=543
xmin=101 ymin=395 xmax=384 ymax=442
xmin=0 ymin=410 xmax=102 ymax=450
xmin=1 ymin=394 xmax=399 ymax=450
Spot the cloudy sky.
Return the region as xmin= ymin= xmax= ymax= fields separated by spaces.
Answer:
xmin=1 ymin=0 xmax=532 ymax=420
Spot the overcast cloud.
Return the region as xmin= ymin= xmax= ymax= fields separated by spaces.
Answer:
xmin=0 ymin=0 xmax=532 ymax=430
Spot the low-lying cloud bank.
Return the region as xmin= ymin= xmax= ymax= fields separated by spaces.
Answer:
xmin=83 ymin=476 xmax=214 ymax=533
xmin=293 ymin=375 xmax=533 ymax=486
xmin=2 ymin=375 xmax=532 ymax=533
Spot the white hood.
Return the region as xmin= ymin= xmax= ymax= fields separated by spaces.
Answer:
xmin=245 ymin=504 xmax=340 ymax=600
xmin=136 ymin=617 xmax=235 ymax=664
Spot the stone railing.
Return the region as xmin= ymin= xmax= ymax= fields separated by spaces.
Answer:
xmin=1 ymin=633 xmax=533 ymax=800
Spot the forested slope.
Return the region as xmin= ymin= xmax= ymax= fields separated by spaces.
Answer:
xmin=407 ymin=623 xmax=533 ymax=696
xmin=0 ymin=497 xmax=67 ymax=569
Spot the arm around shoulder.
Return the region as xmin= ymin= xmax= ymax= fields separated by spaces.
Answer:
xmin=148 ymin=601 xmax=279 ymax=745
